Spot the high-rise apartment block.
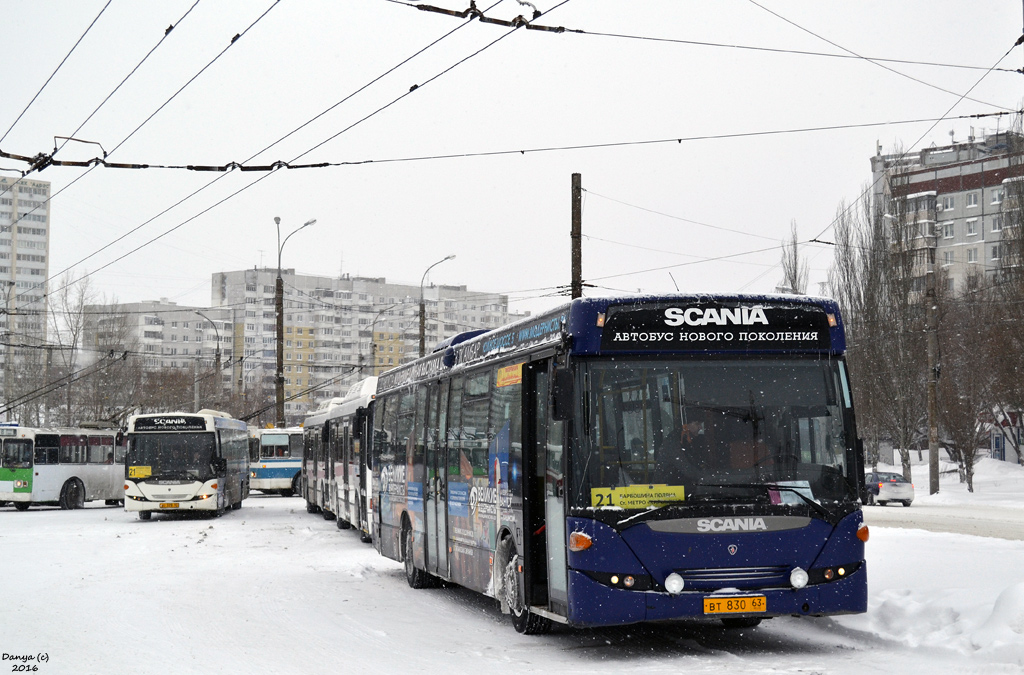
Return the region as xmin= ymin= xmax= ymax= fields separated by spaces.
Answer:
xmin=0 ymin=176 xmax=50 ymax=413
xmin=211 ymin=268 xmax=525 ymax=423
xmin=870 ymin=130 xmax=1023 ymax=295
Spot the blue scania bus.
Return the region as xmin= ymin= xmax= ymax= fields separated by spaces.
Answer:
xmin=371 ymin=294 xmax=868 ymax=633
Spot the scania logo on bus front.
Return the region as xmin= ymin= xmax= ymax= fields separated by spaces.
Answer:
xmin=696 ymin=517 xmax=768 ymax=533
xmin=663 ymin=306 xmax=770 ymax=327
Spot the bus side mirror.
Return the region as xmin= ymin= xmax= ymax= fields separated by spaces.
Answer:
xmin=551 ymin=369 xmax=574 ymax=421
xmin=354 ymin=409 xmax=366 ymax=439
xmin=856 ymin=438 xmax=866 ymax=501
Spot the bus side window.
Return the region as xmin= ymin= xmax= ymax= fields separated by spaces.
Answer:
xmin=35 ymin=446 xmax=48 ymax=464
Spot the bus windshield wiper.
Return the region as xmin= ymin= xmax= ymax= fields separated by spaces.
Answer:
xmin=703 ymin=482 xmax=834 ymax=520
xmin=616 ymin=499 xmax=688 ymax=527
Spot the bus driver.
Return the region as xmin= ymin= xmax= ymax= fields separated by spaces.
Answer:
xmin=656 ymin=418 xmax=708 ymax=484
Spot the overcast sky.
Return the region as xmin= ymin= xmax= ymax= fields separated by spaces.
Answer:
xmin=1 ymin=0 xmax=1021 ymax=316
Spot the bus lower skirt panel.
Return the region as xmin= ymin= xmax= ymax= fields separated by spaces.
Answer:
xmin=565 ymin=565 xmax=868 ymax=627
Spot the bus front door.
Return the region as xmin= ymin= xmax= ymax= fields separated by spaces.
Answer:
xmin=425 ymin=381 xmax=449 ymax=577
xmin=525 ymin=363 xmax=568 ymax=615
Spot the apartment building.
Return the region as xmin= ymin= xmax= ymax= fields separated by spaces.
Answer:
xmin=870 ymin=130 xmax=1023 ymax=294
xmin=211 ymin=268 xmax=525 ymax=423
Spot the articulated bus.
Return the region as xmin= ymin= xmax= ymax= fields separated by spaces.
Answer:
xmin=250 ymin=427 xmax=304 ymax=496
xmin=302 ymin=376 xmax=376 ymax=542
xmin=0 ymin=425 xmax=127 ymax=510
xmin=371 ymin=294 xmax=867 ymax=633
xmin=124 ymin=410 xmax=249 ymax=520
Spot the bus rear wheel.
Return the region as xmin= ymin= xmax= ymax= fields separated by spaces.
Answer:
xmin=498 ymin=537 xmax=551 ymax=635
xmin=403 ymin=522 xmax=430 ymax=589
xmin=14 ymin=501 xmax=30 ymax=511
xmin=139 ymin=511 xmax=152 ymax=520
xmin=59 ymin=479 xmax=85 ymax=510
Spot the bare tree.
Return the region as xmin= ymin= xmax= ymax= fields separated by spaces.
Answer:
xmin=937 ymin=296 xmax=993 ymax=490
xmin=779 ymin=220 xmax=809 ymax=294
xmin=47 ymin=271 xmax=93 ymax=425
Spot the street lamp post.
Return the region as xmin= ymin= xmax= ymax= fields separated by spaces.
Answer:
xmin=419 ymin=255 xmax=455 ymax=358
xmin=275 ymin=216 xmax=316 ymax=427
xmin=194 ymin=310 xmax=221 ymax=403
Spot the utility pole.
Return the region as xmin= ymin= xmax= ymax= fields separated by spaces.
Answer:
xmin=926 ymin=232 xmax=940 ymax=495
xmin=571 ymin=173 xmax=582 ymax=299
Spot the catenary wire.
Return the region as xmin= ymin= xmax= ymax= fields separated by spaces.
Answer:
xmin=0 ymin=1 xmax=113 ymax=145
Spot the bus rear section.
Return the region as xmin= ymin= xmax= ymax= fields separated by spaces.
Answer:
xmin=250 ymin=428 xmax=303 ymax=496
xmin=124 ymin=412 xmax=249 ymax=519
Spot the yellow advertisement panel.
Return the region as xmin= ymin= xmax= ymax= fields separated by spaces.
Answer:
xmin=591 ymin=484 xmax=686 ymax=509
xmin=128 ymin=465 xmax=152 ymax=479
xmin=496 ymin=363 xmax=523 ymax=388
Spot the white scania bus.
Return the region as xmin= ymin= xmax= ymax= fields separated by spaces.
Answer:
xmin=124 ymin=410 xmax=249 ymax=520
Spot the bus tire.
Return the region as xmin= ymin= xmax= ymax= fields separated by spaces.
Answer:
xmin=360 ymin=530 xmax=372 ymax=543
xmin=322 ymin=509 xmax=336 ymax=521
xmin=139 ymin=511 xmax=152 ymax=520
xmin=288 ymin=474 xmax=300 ymax=497
xmin=60 ymin=479 xmax=85 ymax=510
xmin=403 ymin=521 xmax=430 ymax=589
xmin=306 ymin=500 xmax=319 ymax=514
xmin=231 ymin=500 xmax=242 ymax=510
xmin=499 ymin=536 xmax=551 ymax=635
xmin=14 ymin=501 xmax=30 ymax=511
xmin=336 ymin=517 xmax=351 ymax=530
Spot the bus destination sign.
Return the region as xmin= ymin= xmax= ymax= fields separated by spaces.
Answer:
xmin=133 ymin=416 xmax=208 ymax=432
xmin=600 ymin=301 xmax=832 ymax=352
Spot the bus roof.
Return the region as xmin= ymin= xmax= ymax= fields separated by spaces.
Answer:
xmin=377 ymin=294 xmax=846 ymax=393
xmin=127 ymin=412 xmax=247 ymax=433
xmin=304 ymin=376 xmax=377 ymax=427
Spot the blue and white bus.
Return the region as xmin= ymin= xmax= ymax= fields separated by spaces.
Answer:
xmin=250 ymin=427 xmax=304 ymax=496
xmin=371 ymin=294 xmax=868 ymax=633
xmin=124 ymin=410 xmax=249 ymax=520
xmin=303 ymin=377 xmax=376 ymax=541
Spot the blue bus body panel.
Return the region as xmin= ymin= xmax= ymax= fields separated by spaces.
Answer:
xmin=252 ymin=464 xmax=299 ymax=480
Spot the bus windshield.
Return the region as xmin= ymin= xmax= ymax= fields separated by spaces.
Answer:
xmin=128 ymin=433 xmax=217 ymax=481
xmin=2 ymin=439 xmax=33 ymax=469
xmin=576 ymin=358 xmax=855 ymax=509
xmin=261 ymin=433 xmax=294 ymax=458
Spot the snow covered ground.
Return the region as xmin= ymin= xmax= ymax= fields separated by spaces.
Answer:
xmin=3 ymin=459 xmax=1022 ymax=674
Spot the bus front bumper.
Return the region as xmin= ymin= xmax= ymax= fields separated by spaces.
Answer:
xmin=124 ymin=494 xmax=220 ymax=512
xmin=565 ymin=565 xmax=868 ymax=627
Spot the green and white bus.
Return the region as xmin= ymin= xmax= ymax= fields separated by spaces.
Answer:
xmin=0 ymin=425 xmax=127 ymax=510
xmin=124 ymin=410 xmax=249 ymax=520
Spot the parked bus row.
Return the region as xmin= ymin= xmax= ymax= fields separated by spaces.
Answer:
xmin=2 ymin=410 xmax=310 ymax=516
xmin=299 ymin=294 xmax=870 ymax=634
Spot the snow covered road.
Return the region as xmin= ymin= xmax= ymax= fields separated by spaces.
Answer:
xmin=4 ymin=477 xmax=1023 ymax=675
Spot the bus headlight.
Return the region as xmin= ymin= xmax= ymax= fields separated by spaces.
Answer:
xmin=14 ymin=480 xmax=27 ymax=488
xmin=790 ymin=567 xmax=809 ymax=589
xmin=664 ymin=573 xmax=685 ymax=595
